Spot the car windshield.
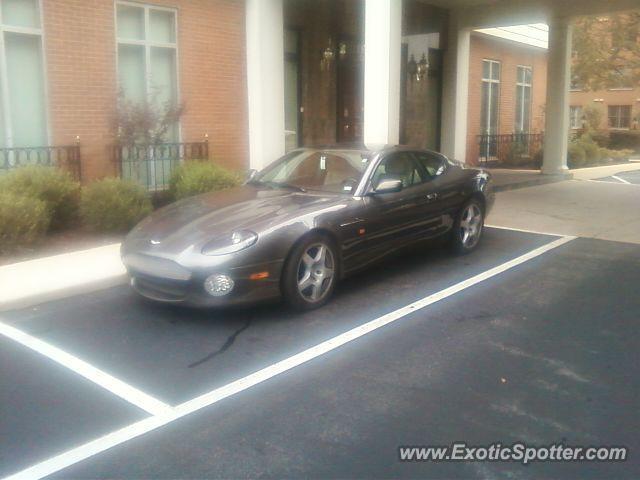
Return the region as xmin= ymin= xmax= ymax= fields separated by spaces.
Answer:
xmin=254 ymin=150 xmax=369 ymax=194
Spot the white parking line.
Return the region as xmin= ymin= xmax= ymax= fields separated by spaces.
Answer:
xmin=4 ymin=235 xmax=576 ymax=480
xmin=611 ymin=175 xmax=631 ymax=185
xmin=0 ymin=322 xmax=171 ymax=417
xmin=485 ymin=224 xmax=564 ymax=237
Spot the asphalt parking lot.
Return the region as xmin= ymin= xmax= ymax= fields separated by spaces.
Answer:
xmin=592 ymin=169 xmax=640 ymax=185
xmin=1 ymin=227 xmax=639 ymax=479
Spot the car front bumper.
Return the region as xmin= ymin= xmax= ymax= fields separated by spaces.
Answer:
xmin=124 ymin=256 xmax=285 ymax=307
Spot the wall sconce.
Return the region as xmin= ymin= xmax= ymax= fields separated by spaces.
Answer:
xmin=321 ymin=39 xmax=335 ymax=72
xmin=407 ymin=54 xmax=417 ymax=79
xmin=338 ymin=42 xmax=347 ymax=59
xmin=408 ymin=53 xmax=429 ymax=82
xmin=417 ymin=53 xmax=429 ymax=81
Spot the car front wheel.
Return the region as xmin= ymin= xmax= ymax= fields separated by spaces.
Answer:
xmin=451 ymin=199 xmax=484 ymax=254
xmin=282 ymin=234 xmax=338 ymax=311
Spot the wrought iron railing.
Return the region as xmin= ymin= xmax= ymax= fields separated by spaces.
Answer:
xmin=114 ymin=141 xmax=209 ymax=190
xmin=0 ymin=145 xmax=82 ymax=180
xmin=477 ymin=133 xmax=544 ymax=167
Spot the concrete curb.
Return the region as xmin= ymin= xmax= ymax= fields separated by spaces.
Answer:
xmin=0 ymin=243 xmax=127 ymax=313
xmin=0 ymin=274 xmax=128 ymax=312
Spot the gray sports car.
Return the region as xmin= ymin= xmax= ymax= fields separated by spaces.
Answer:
xmin=121 ymin=146 xmax=493 ymax=310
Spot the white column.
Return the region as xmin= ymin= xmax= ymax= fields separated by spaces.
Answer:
xmin=246 ymin=0 xmax=285 ymax=170
xmin=542 ymin=16 xmax=572 ymax=174
xmin=363 ymin=0 xmax=402 ymax=150
xmin=441 ymin=11 xmax=471 ymax=162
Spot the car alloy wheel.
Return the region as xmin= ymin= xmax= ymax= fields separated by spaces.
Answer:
xmin=296 ymin=243 xmax=335 ymax=302
xmin=459 ymin=202 xmax=483 ymax=249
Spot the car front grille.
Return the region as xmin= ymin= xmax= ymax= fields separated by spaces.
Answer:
xmin=132 ymin=274 xmax=190 ymax=302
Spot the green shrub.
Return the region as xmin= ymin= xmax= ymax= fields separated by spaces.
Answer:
xmin=590 ymin=130 xmax=610 ymax=148
xmin=0 ymin=192 xmax=50 ymax=254
xmin=169 ymin=160 xmax=240 ymax=200
xmin=80 ymin=178 xmax=152 ymax=233
xmin=568 ymin=142 xmax=587 ymax=168
xmin=0 ymin=166 xmax=80 ymax=230
xmin=504 ymin=142 xmax=529 ymax=167
xmin=582 ymin=139 xmax=601 ymax=165
xmin=608 ymin=130 xmax=640 ymax=153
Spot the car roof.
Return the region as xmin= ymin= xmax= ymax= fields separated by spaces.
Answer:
xmin=293 ymin=145 xmax=442 ymax=157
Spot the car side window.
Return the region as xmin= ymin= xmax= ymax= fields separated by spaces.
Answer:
xmin=413 ymin=152 xmax=447 ymax=181
xmin=371 ymin=153 xmax=423 ymax=189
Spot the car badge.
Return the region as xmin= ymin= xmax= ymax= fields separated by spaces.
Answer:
xmin=150 ymin=239 xmax=161 ymax=245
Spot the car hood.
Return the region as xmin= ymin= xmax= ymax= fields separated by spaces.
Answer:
xmin=125 ymin=185 xmax=342 ymax=255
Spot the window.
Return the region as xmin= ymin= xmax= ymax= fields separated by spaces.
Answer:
xmin=608 ymin=105 xmax=632 ymax=129
xmin=569 ymin=106 xmax=583 ymax=130
xmin=480 ymin=60 xmax=500 ymax=158
xmin=116 ymin=2 xmax=178 ymax=140
xmin=0 ymin=0 xmax=47 ymax=148
xmin=609 ymin=68 xmax=634 ymax=90
xmin=284 ymin=29 xmax=300 ymax=152
xmin=413 ymin=151 xmax=446 ymax=179
xmin=515 ymin=66 xmax=532 ymax=133
xmin=570 ymin=74 xmax=583 ymax=91
xmin=371 ymin=153 xmax=423 ymax=189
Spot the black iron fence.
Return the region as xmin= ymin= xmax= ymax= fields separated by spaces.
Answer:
xmin=477 ymin=133 xmax=544 ymax=167
xmin=114 ymin=141 xmax=209 ymax=190
xmin=0 ymin=145 xmax=82 ymax=180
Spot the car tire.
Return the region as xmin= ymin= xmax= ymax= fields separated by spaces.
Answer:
xmin=451 ymin=198 xmax=485 ymax=254
xmin=282 ymin=233 xmax=339 ymax=311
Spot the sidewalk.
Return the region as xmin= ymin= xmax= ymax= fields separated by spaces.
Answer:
xmin=0 ymin=244 xmax=126 ymax=312
xmin=488 ymin=168 xmax=572 ymax=192
xmin=488 ymin=161 xmax=640 ymax=191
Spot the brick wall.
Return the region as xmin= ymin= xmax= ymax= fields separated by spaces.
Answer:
xmin=42 ymin=0 xmax=248 ymax=181
xmin=466 ymin=32 xmax=548 ymax=165
xmin=569 ymin=88 xmax=640 ymax=130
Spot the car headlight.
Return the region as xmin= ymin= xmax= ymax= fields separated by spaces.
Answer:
xmin=202 ymin=230 xmax=258 ymax=256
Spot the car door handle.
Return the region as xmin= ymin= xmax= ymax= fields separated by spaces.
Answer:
xmin=426 ymin=193 xmax=439 ymax=201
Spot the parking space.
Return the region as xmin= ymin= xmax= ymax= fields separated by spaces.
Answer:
xmin=1 ymin=228 xmax=554 ymax=406
xmin=0 ymin=338 xmax=145 ymax=477
xmin=1 ymin=228 xmax=639 ymax=478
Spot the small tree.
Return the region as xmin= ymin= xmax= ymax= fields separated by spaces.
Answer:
xmin=114 ymin=88 xmax=184 ymax=146
xmin=582 ymin=104 xmax=604 ymax=131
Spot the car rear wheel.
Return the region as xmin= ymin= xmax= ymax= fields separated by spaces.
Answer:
xmin=451 ymin=199 xmax=484 ymax=254
xmin=282 ymin=234 xmax=338 ymax=311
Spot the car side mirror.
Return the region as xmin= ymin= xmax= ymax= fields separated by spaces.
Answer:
xmin=245 ymin=169 xmax=258 ymax=182
xmin=373 ymin=177 xmax=403 ymax=194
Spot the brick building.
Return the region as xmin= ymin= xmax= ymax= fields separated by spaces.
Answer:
xmin=0 ymin=0 xmax=247 ymax=182
xmin=465 ymin=29 xmax=548 ymax=165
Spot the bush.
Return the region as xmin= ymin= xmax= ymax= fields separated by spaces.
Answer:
xmin=169 ymin=160 xmax=240 ymax=200
xmin=568 ymin=142 xmax=587 ymax=168
xmin=80 ymin=178 xmax=152 ymax=233
xmin=504 ymin=142 xmax=529 ymax=167
xmin=608 ymin=130 xmax=640 ymax=153
xmin=0 ymin=192 xmax=50 ymax=254
xmin=0 ymin=166 xmax=80 ymax=230
xmin=590 ymin=130 xmax=611 ymax=148
xmin=582 ymin=139 xmax=601 ymax=165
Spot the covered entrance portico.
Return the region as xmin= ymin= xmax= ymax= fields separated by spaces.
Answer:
xmin=246 ymin=0 xmax=639 ymax=173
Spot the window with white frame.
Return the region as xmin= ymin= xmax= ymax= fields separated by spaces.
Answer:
xmin=480 ymin=59 xmax=500 ymax=158
xmin=116 ymin=1 xmax=179 ymax=141
xmin=515 ymin=66 xmax=532 ymax=133
xmin=608 ymin=105 xmax=631 ymax=129
xmin=0 ymin=0 xmax=48 ymax=148
xmin=481 ymin=59 xmax=500 ymax=135
xmin=569 ymin=106 xmax=583 ymax=129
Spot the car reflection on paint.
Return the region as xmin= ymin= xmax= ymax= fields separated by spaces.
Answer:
xmin=121 ymin=146 xmax=494 ymax=310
